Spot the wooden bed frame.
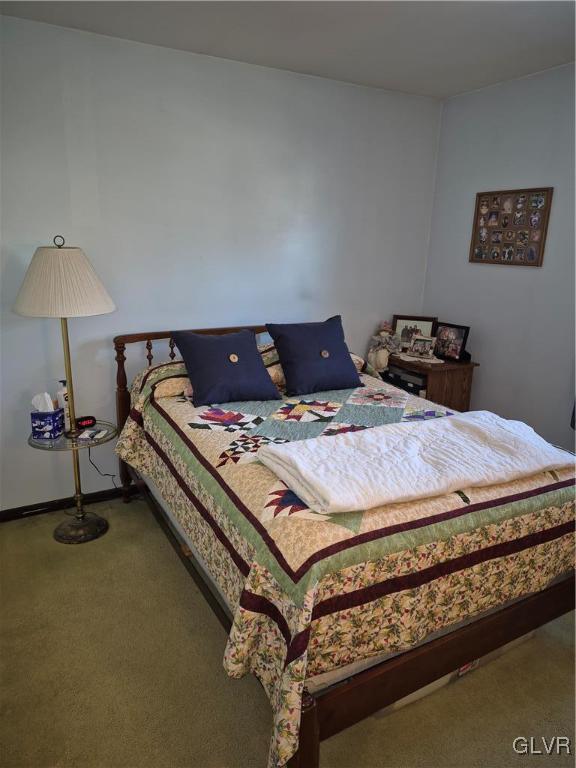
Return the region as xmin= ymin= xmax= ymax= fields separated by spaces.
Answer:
xmin=113 ymin=327 xmax=575 ymax=768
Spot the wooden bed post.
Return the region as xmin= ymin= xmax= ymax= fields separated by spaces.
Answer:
xmin=287 ymin=689 xmax=320 ymax=768
xmin=113 ymin=338 xmax=132 ymax=502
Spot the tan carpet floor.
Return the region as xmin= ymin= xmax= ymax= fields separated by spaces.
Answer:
xmin=1 ymin=498 xmax=574 ymax=768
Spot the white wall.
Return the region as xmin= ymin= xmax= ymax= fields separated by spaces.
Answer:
xmin=423 ymin=64 xmax=574 ymax=450
xmin=0 ymin=18 xmax=442 ymax=508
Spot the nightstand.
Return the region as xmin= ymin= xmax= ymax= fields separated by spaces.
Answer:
xmin=383 ymin=356 xmax=479 ymax=411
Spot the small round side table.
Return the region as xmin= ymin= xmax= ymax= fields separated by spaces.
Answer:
xmin=28 ymin=420 xmax=118 ymax=544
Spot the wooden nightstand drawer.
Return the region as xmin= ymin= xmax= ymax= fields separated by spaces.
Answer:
xmin=385 ymin=355 xmax=479 ymax=411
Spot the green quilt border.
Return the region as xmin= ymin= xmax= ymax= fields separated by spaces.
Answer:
xmin=147 ymin=404 xmax=574 ymax=605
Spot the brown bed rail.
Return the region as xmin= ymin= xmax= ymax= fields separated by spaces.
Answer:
xmin=113 ymin=325 xmax=267 ymax=497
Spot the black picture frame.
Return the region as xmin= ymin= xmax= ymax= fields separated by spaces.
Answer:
xmin=434 ymin=322 xmax=470 ymax=361
xmin=392 ymin=315 xmax=437 ymax=347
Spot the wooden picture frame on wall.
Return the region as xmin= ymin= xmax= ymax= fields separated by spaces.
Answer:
xmin=469 ymin=187 xmax=553 ymax=267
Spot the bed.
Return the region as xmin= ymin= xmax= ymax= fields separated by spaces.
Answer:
xmin=113 ymin=325 xmax=575 ymax=768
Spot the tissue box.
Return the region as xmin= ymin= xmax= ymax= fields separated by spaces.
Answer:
xmin=31 ymin=408 xmax=64 ymax=440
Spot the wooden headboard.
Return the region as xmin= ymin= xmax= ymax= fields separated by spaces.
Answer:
xmin=113 ymin=325 xmax=267 ymax=495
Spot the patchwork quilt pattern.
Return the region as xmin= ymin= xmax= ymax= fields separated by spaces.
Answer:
xmin=117 ymin=359 xmax=575 ymax=768
xmin=271 ymin=399 xmax=342 ymax=422
xmin=187 ymin=407 xmax=265 ymax=432
xmin=402 ymin=405 xmax=451 ymax=421
xmin=348 ymin=387 xmax=408 ymax=408
xmin=265 ymin=487 xmax=311 ymax=518
xmin=187 ymin=380 xmax=438 ymax=458
xmin=320 ymin=422 xmax=368 ymax=437
xmin=216 ymin=435 xmax=287 ymax=467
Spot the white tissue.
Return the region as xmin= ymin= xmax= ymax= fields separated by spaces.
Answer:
xmin=32 ymin=392 xmax=55 ymax=412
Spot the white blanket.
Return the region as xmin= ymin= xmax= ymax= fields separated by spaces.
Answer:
xmin=257 ymin=411 xmax=573 ymax=515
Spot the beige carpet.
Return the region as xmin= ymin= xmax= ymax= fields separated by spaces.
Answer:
xmin=1 ymin=499 xmax=574 ymax=768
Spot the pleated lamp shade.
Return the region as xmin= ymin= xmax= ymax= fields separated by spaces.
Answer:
xmin=14 ymin=243 xmax=115 ymax=318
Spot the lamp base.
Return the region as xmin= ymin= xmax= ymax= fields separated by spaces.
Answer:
xmin=54 ymin=511 xmax=109 ymax=544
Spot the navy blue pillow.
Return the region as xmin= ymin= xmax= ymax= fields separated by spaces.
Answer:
xmin=266 ymin=316 xmax=362 ymax=395
xmin=172 ymin=330 xmax=281 ymax=407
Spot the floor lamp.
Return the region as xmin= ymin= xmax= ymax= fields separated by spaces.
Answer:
xmin=14 ymin=236 xmax=116 ymax=543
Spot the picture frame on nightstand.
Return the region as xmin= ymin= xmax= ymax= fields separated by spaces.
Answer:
xmin=392 ymin=315 xmax=437 ymax=349
xmin=434 ymin=322 xmax=470 ymax=361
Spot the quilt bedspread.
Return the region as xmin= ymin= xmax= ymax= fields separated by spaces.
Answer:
xmin=116 ymin=360 xmax=575 ymax=767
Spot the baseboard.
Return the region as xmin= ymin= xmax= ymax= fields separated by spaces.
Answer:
xmin=0 ymin=486 xmax=138 ymax=523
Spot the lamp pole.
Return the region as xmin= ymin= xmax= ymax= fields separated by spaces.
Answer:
xmin=60 ymin=317 xmax=83 ymax=520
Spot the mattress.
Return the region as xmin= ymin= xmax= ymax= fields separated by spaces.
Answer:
xmin=116 ymin=360 xmax=575 ymax=767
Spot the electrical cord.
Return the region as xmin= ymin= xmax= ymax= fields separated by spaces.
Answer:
xmin=88 ymin=446 xmax=118 ymax=489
